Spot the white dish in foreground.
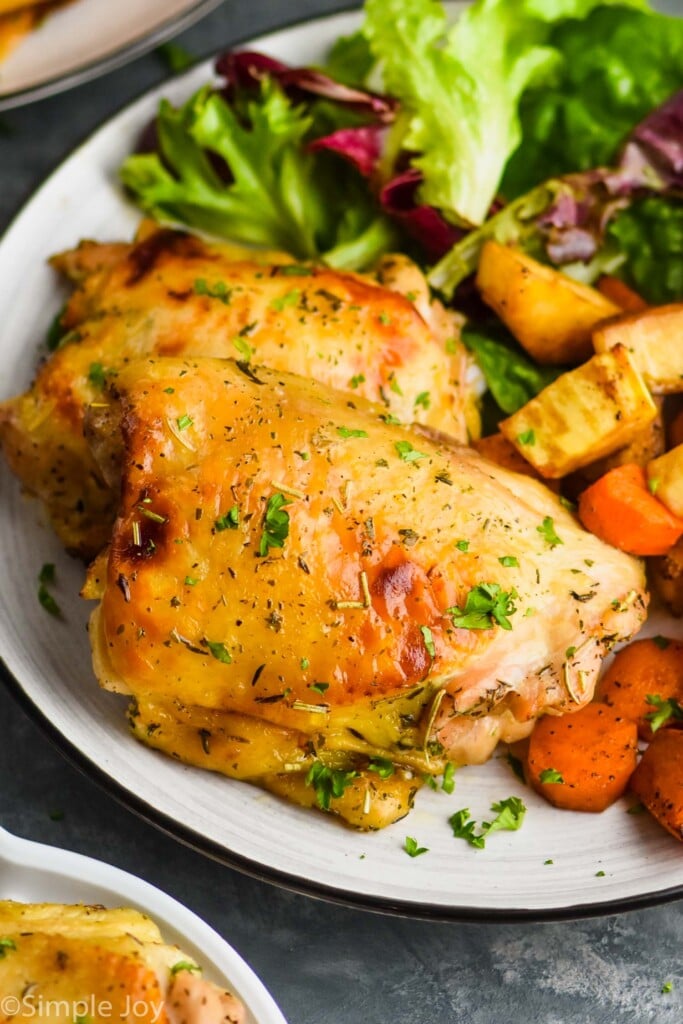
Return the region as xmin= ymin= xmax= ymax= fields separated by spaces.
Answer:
xmin=0 ymin=827 xmax=287 ymax=1024
xmin=0 ymin=8 xmax=682 ymax=920
xmin=0 ymin=0 xmax=224 ymax=110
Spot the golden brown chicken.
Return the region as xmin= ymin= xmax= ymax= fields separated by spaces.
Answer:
xmin=0 ymin=225 xmax=474 ymax=558
xmin=84 ymin=356 xmax=647 ymax=829
xmin=0 ymin=901 xmax=244 ymax=1024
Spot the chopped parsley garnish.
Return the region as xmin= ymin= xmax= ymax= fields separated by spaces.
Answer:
xmin=662 ymin=982 xmax=673 ymax=995
xmin=215 ymin=505 xmax=240 ymax=531
xmin=455 ymin=540 xmax=469 ymax=552
xmin=449 ymin=797 xmax=526 ymax=849
xmin=498 ymin=556 xmax=519 ymax=568
xmin=559 ymin=495 xmax=577 ymax=513
xmin=337 ymin=426 xmax=368 ymax=439
xmin=350 ymin=374 xmax=366 ymax=389
xmin=380 ymin=412 xmax=402 ymax=425
xmin=184 ymin=576 xmax=198 ymax=586
xmin=170 ymin=960 xmax=202 ymax=975
xmin=176 ymin=413 xmax=193 ymax=431
xmin=378 ymin=312 xmax=392 ymax=326
xmin=45 ymin=305 xmax=67 ymax=351
xmin=38 ymin=563 xmax=61 ymax=618
xmin=517 ymin=429 xmax=535 ymax=445
xmin=193 ymin=278 xmax=231 ymax=303
xmin=648 ymin=476 xmax=661 ymax=495
xmin=309 ymin=682 xmax=329 ymax=694
xmin=368 ymin=757 xmax=394 ymax=779
xmin=300 ymin=657 xmax=310 ymax=670
xmin=652 ymin=635 xmax=670 ymax=650
xmin=0 ymin=938 xmax=16 ymax=957
xmin=539 ymin=768 xmax=564 ymax=784
xmin=566 ymin=646 xmax=576 ymax=658
xmin=205 ymin=640 xmax=232 ymax=665
xmin=645 ymin=694 xmax=683 ymax=733
xmin=87 ymin=362 xmax=109 ymax=388
xmin=163 ymin=387 xmax=175 ymax=394
xmin=233 ymin=336 xmax=252 ymax=362
xmin=258 ymin=493 xmax=291 ymax=557
xmin=537 ymin=516 xmax=563 ymax=548
xmin=442 ymin=762 xmax=456 ymax=794
xmin=395 ymin=440 xmax=428 ymax=463
xmin=305 ymin=760 xmax=358 ymax=810
xmin=389 ymin=374 xmax=403 ymax=395
xmin=447 ymin=583 xmax=518 ymax=631
xmin=420 ymin=625 xmax=436 ymax=658
xmin=157 ymin=41 xmax=194 ymax=72
xmin=404 ymin=836 xmax=428 ymax=857
xmin=271 ymin=288 xmax=301 ymax=312
xmin=278 ymin=264 xmax=313 ymax=276
xmin=595 ymin=870 xmax=605 ymax=877
xmin=414 ymin=391 xmax=431 ymax=410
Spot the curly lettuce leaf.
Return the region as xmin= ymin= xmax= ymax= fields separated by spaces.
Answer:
xmin=607 ymin=197 xmax=683 ymax=303
xmin=120 ymin=79 xmax=396 ymax=268
xmin=503 ymin=7 xmax=683 ymax=198
xmin=360 ymin=0 xmax=646 ymax=227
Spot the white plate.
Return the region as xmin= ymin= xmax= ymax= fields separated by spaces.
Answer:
xmin=0 ymin=827 xmax=287 ymax=1023
xmin=0 ymin=0 xmax=224 ymax=110
xmin=1 ymin=8 xmax=683 ymax=922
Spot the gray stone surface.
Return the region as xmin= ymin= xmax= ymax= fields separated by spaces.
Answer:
xmin=1 ymin=3 xmax=682 ymax=1022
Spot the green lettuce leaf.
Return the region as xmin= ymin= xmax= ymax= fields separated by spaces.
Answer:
xmin=120 ymin=79 xmax=396 ymax=268
xmin=361 ymin=0 xmax=646 ymax=227
xmin=461 ymin=324 xmax=565 ymax=416
xmin=503 ymin=7 xmax=683 ymax=198
xmin=607 ymin=197 xmax=683 ymax=304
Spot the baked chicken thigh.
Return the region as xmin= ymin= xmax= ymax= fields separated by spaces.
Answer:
xmin=85 ymin=356 xmax=647 ymax=829
xmin=0 ymin=225 xmax=473 ymax=557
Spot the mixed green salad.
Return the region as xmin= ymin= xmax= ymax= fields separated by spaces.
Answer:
xmin=121 ymin=0 xmax=683 ymax=418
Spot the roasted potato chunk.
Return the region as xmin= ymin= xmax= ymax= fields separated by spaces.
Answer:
xmin=499 ymin=346 xmax=658 ymax=478
xmin=647 ymin=444 xmax=683 ymax=518
xmin=593 ymin=304 xmax=683 ymax=394
xmin=476 ymin=241 xmax=620 ymax=365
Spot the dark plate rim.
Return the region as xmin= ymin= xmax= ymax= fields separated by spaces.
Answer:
xmin=1 ymin=2 xmax=682 ymax=924
xmin=0 ymin=0 xmax=226 ymax=112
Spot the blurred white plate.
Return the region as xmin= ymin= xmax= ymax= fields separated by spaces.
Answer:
xmin=0 ymin=7 xmax=682 ymax=921
xmin=0 ymin=0 xmax=224 ymax=110
xmin=0 ymin=827 xmax=287 ymax=1024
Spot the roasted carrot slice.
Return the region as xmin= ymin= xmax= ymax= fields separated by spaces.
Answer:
xmin=630 ymin=729 xmax=683 ymax=842
xmin=526 ymin=703 xmax=638 ymax=812
xmin=597 ymin=275 xmax=648 ymax=313
xmin=596 ymin=637 xmax=683 ymax=741
xmin=578 ymin=463 xmax=683 ymax=556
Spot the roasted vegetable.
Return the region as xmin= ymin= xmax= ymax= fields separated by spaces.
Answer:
xmin=476 ymin=241 xmax=619 ymax=365
xmin=651 ymin=537 xmax=683 ymax=617
xmin=596 ymin=637 xmax=683 ymax=741
xmin=647 ymin=444 xmax=683 ymax=519
xmin=630 ymin=729 xmax=683 ymax=842
xmin=593 ymin=304 xmax=683 ymax=394
xmin=578 ymin=464 xmax=683 ymax=557
xmin=499 ymin=346 xmax=657 ymax=478
xmin=526 ymin=703 xmax=638 ymax=812
xmin=597 ymin=275 xmax=648 ymax=313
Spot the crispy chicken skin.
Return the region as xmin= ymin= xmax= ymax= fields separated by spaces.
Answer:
xmin=0 ymin=902 xmax=244 ymax=1024
xmin=0 ymin=226 xmax=472 ymax=558
xmin=85 ymin=356 xmax=646 ymax=828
